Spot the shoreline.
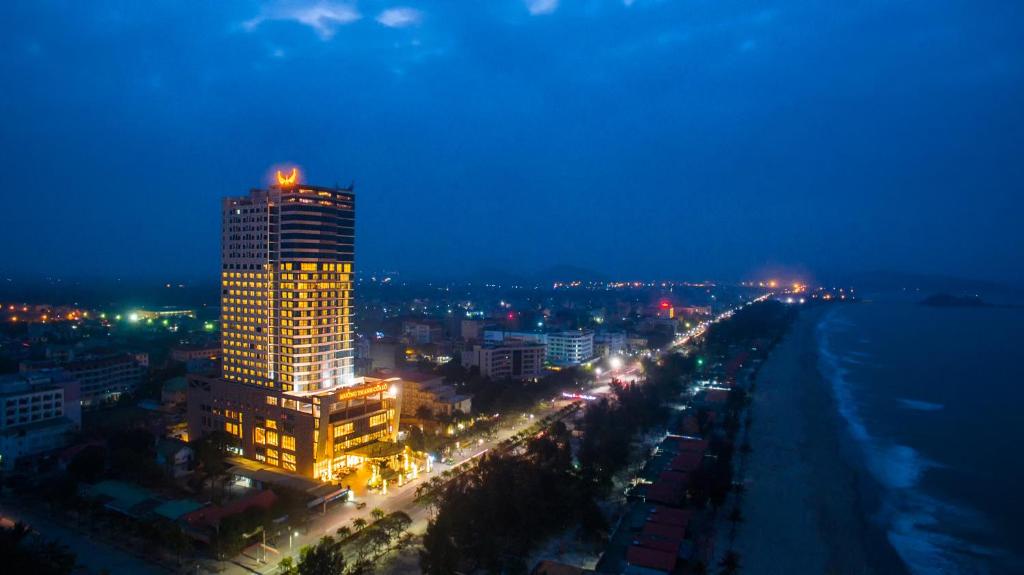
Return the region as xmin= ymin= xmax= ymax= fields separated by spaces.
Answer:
xmin=733 ymin=305 xmax=908 ymax=575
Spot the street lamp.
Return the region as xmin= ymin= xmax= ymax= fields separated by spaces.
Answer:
xmin=290 ymin=530 xmax=299 ymax=551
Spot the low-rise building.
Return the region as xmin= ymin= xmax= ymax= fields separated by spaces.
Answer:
xmin=22 ymin=352 xmax=144 ymax=408
xmin=0 ymin=369 xmax=81 ymax=470
xmin=460 ymin=319 xmax=487 ymax=342
xmin=162 ymin=376 xmax=188 ymax=406
xmin=171 ymin=344 xmax=220 ymax=363
xmin=462 ymin=342 xmax=545 ymax=381
xmin=402 ymin=320 xmax=443 ymax=344
xmin=155 ymin=437 xmax=194 ymax=478
xmin=483 ymin=330 xmax=545 ymax=345
xmin=370 ymin=338 xmax=400 ymax=371
xmin=188 ymin=375 xmax=402 ymax=480
xmin=136 ymin=308 xmax=196 ymax=320
xmin=594 ymin=331 xmax=626 ymax=357
xmin=393 ymin=372 xmax=471 ymax=418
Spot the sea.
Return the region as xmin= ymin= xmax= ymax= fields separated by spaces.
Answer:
xmin=815 ymin=294 xmax=1024 ymax=575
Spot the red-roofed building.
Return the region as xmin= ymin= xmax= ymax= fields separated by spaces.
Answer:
xmin=642 ymin=520 xmax=687 ymax=542
xmin=626 ymin=544 xmax=677 ymax=574
xmin=633 ymin=534 xmax=680 ymax=554
xmin=663 ymin=435 xmax=708 ymax=453
xmin=669 ymin=451 xmax=704 ymax=473
xmin=182 ymin=489 xmax=277 ymax=529
xmin=645 ymin=482 xmax=684 ymax=506
xmin=704 ymin=389 xmax=729 ymax=403
xmin=647 ymin=505 xmax=692 ymax=527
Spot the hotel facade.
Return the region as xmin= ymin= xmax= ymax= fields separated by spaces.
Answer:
xmin=187 ymin=171 xmax=401 ymax=481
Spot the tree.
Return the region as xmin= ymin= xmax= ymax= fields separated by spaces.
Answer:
xmin=378 ymin=511 xmax=412 ymax=541
xmin=278 ymin=556 xmax=298 ymax=575
xmin=297 ymin=536 xmax=345 ymax=575
xmin=351 ymin=517 xmax=367 ymax=532
xmin=370 ymin=507 xmax=385 ymax=521
xmin=335 ymin=526 xmax=351 ymax=539
xmin=719 ymin=551 xmax=741 ymax=575
xmin=0 ymin=521 xmax=76 ymax=575
xmin=67 ymin=445 xmax=106 ymax=483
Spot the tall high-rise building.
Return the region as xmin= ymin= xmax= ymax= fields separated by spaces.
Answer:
xmin=188 ymin=169 xmax=402 ymax=481
xmin=220 ymin=172 xmax=355 ymax=390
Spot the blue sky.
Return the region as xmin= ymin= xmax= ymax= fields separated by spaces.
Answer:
xmin=1 ymin=1 xmax=1021 ymax=283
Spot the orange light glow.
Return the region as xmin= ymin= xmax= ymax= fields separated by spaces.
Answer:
xmin=276 ymin=167 xmax=299 ymax=187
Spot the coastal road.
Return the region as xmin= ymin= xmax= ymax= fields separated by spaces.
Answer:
xmin=217 ymin=402 xmax=569 ymax=574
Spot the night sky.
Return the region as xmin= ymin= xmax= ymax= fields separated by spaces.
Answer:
xmin=1 ymin=1 xmax=1021 ymax=284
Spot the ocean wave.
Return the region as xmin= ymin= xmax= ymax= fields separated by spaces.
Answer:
xmin=881 ymin=487 xmax=1008 ymax=575
xmin=898 ymin=399 xmax=945 ymax=412
xmin=815 ymin=313 xmax=992 ymax=575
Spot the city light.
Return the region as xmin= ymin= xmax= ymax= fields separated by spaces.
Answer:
xmin=610 ymin=356 xmax=623 ymax=370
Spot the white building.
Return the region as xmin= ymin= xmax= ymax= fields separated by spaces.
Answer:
xmin=482 ymin=329 xmax=594 ymax=366
xmin=594 ymin=332 xmax=627 ymax=357
xmin=0 ymin=369 xmax=81 ymax=470
xmin=546 ymin=331 xmax=594 ymax=366
xmin=462 ymin=342 xmax=546 ymax=381
xmin=403 ymin=321 xmax=442 ymax=344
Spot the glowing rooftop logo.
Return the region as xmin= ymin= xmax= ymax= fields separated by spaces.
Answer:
xmin=276 ymin=167 xmax=299 ymax=187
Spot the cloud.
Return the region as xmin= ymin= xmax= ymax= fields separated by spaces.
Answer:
xmin=377 ymin=7 xmax=422 ymax=28
xmin=243 ymin=1 xmax=361 ymax=40
xmin=525 ymin=0 xmax=558 ymax=16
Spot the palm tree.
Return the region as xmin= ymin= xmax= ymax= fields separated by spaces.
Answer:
xmin=351 ymin=517 xmax=367 ymax=532
xmin=335 ymin=526 xmax=351 ymax=539
xmin=370 ymin=507 xmax=386 ymax=521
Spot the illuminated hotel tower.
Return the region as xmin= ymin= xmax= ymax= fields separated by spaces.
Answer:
xmin=220 ymin=168 xmax=355 ymax=390
xmin=188 ymin=169 xmax=401 ymax=480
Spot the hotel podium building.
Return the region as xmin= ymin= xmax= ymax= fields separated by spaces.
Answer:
xmin=187 ymin=171 xmax=401 ymax=481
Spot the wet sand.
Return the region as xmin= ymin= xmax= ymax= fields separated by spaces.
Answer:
xmin=734 ymin=307 xmax=907 ymax=575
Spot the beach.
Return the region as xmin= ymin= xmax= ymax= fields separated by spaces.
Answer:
xmin=734 ymin=306 xmax=907 ymax=575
